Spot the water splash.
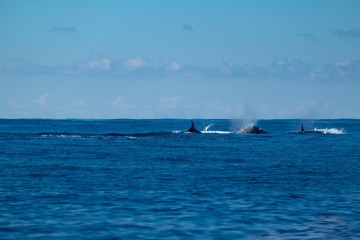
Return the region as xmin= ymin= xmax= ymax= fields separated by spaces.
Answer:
xmin=232 ymin=119 xmax=259 ymax=133
xmin=314 ymin=128 xmax=344 ymax=134
xmin=202 ymin=130 xmax=232 ymax=134
xmin=203 ymin=124 xmax=213 ymax=132
xmin=202 ymin=124 xmax=232 ymax=134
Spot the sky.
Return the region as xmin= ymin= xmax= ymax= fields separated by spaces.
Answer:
xmin=1 ymin=0 xmax=360 ymax=119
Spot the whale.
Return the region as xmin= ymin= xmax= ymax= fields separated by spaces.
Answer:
xmin=187 ymin=120 xmax=201 ymax=133
xmin=296 ymin=124 xmax=323 ymax=134
xmin=239 ymin=125 xmax=267 ymax=134
xmin=187 ymin=121 xmax=266 ymax=134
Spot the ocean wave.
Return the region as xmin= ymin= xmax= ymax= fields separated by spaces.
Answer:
xmin=38 ymin=131 xmax=176 ymax=139
xmin=40 ymin=133 xmax=83 ymax=139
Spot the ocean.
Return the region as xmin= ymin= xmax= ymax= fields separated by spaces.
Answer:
xmin=0 ymin=119 xmax=359 ymax=239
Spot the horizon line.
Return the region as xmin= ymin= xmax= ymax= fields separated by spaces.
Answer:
xmin=0 ymin=118 xmax=359 ymax=121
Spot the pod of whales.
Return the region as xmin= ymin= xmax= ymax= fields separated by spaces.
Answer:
xmin=36 ymin=122 xmax=341 ymax=139
xmin=186 ymin=121 xmax=340 ymax=135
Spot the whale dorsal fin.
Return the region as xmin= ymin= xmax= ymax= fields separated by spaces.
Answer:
xmin=187 ymin=120 xmax=201 ymax=133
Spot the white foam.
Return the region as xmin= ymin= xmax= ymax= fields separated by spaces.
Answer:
xmin=41 ymin=134 xmax=82 ymax=138
xmin=201 ymin=124 xmax=232 ymax=134
xmin=314 ymin=128 xmax=344 ymax=134
xmin=127 ymin=136 xmax=138 ymax=139
xmin=172 ymin=130 xmax=182 ymax=134
xmin=202 ymin=130 xmax=232 ymax=134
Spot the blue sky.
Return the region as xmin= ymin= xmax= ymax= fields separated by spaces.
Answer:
xmin=1 ymin=0 xmax=360 ymax=119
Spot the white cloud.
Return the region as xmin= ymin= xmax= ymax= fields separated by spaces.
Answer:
xmin=159 ymin=96 xmax=183 ymax=109
xmin=216 ymin=62 xmax=261 ymax=78
xmin=111 ymin=97 xmax=133 ymax=110
xmin=112 ymin=97 xmax=124 ymax=107
xmin=123 ymin=57 xmax=149 ymax=69
xmin=296 ymin=100 xmax=317 ymax=114
xmin=324 ymin=59 xmax=360 ymax=80
xmin=34 ymin=94 xmax=49 ymax=105
xmin=182 ymin=24 xmax=194 ymax=32
xmin=4 ymin=55 xmax=360 ymax=83
xmin=293 ymin=100 xmax=340 ymax=119
xmin=220 ymin=62 xmax=237 ymax=75
xmin=273 ymin=59 xmax=286 ymax=67
xmin=71 ymin=100 xmax=85 ymax=108
xmin=270 ymin=58 xmax=318 ymax=81
xmin=335 ymin=61 xmax=350 ymax=67
xmin=296 ymin=33 xmax=316 ymax=41
xmin=308 ymin=68 xmax=321 ymax=81
xmin=333 ymin=28 xmax=360 ymax=39
xmin=87 ymin=58 xmax=111 ymax=70
xmin=167 ymin=61 xmax=183 ymax=72
xmin=50 ymin=26 xmax=77 ymax=33
xmin=8 ymin=99 xmax=22 ymax=109
xmin=77 ymin=58 xmax=111 ymax=70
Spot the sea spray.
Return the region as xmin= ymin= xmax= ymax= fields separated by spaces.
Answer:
xmin=203 ymin=124 xmax=213 ymax=132
xmin=231 ymin=119 xmax=258 ymax=132
xmin=313 ymin=128 xmax=344 ymax=134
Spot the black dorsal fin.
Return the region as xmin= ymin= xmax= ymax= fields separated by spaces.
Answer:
xmin=187 ymin=120 xmax=201 ymax=133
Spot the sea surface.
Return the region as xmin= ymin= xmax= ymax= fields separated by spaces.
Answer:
xmin=0 ymin=119 xmax=359 ymax=239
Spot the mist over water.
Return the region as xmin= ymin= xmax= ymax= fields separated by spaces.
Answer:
xmin=231 ymin=119 xmax=259 ymax=132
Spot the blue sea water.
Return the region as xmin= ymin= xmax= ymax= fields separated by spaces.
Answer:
xmin=0 ymin=119 xmax=360 ymax=239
